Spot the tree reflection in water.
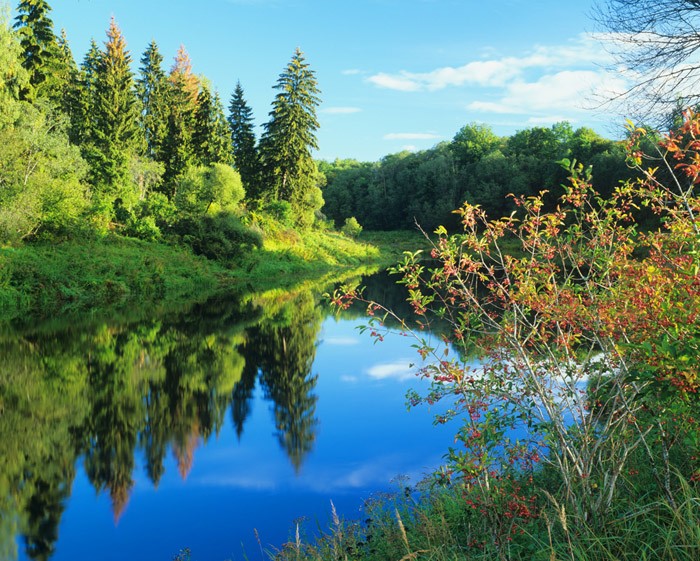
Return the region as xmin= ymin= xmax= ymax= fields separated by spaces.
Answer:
xmin=0 ymin=284 xmax=330 ymax=560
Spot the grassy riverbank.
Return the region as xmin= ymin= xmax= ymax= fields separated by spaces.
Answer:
xmin=270 ymin=468 xmax=700 ymax=561
xmin=0 ymin=225 xmax=424 ymax=323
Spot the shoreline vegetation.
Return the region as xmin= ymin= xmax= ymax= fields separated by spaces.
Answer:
xmin=0 ymin=227 xmax=424 ymax=325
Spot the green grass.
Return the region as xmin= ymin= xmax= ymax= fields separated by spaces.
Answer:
xmin=0 ymin=235 xmax=230 ymax=323
xmin=268 ymin=473 xmax=700 ymax=561
xmin=0 ymin=224 xmax=423 ymax=323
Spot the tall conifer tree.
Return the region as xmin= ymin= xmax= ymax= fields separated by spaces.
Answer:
xmin=68 ymin=39 xmax=100 ymax=146
xmin=87 ymin=18 xmax=140 ymax=197
xmin=228 ymin=81 xmax=260 ymax=200
xmin=137 ymin=40 xmax=169 ymax=161
xmin=55 ymin=29 xmax=78 ymax=108
xmin=193 ymin=85 xmax=233 ymax=166
xmin=259 ymin=48 xmax=321 ymax=209
xmin=13 ymin=0 xmax=59 ymax=101
xmin=161 ymin=45 xmax=199 ymax=191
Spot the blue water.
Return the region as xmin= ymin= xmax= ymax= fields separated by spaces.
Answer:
xmin=10 ymin=296 xmax=456 ymax=561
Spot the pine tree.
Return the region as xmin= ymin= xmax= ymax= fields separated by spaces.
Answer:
xmin=161 ymin=45 xmax=199 ymax=192
xmin=13 ymin=0 xmax=59 ymax=101
xmin=68 ymin=39 xmax=100 ymax=146
xmin=259 ymin=48 xmax=321 ymax=210
xmin=87 ymin=18 xmax=141 ymax=197
xmin=228 ymin=81 xmax=260 ymax=200
xmin=137 ymin=40 xmax=169 ymax=161
xmin=55 ymin=29 xmax=80 ymax=125
xmin=193 ymin=85 xmax=233 ymax=166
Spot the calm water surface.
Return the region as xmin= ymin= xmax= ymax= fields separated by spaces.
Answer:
xmin=2 ymin=273 xmax=456 ymax=561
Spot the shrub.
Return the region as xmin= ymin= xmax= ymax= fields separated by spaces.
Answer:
xmin=262 ymin=200 xmax=294 ymax=226
xmin=170 ymin=211 xmax=262 ymax=262
xmin=341 ymin=216 xmax=363 ymax=238
xmin=333 ymin=113 xmax=700 ymax=556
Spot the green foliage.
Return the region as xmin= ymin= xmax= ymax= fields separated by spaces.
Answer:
xmin=67 ymin=39 xmax=100 ymax=147
xmin=322 ymin=121 xmax=631 ymax=233
xmin=161 ymin=46 xmax=199 ymax=192
xmin=0 ymin=7 xmax=28 ymax=111
xmin=341 ymin=216 xmax=362 ymax=238
xmin=174 ymin=163 xmax=244 ymax=216
xmin=0 ymin=100 xmax=89 ymax=243
xmin=136 ymin=40 xmax=170 ymax=161
xmin=170 ymin=211 xmax=262 ymax=262
xmin=451 ymin=121 xmax=502 ymax=166
xmin=228 ymin=81 xmax=260 ymax=200
xmin=84 ymin=18 xmax=141 ymax=210
xmin=259 ymin=47 xmax=321 ymax=218
xmin=192 ymin=85 xmax=232 ymax=166
xmin=13 ymin=0 xmax=63 ymax=103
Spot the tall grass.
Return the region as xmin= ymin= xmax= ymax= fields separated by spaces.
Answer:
xmin=271 ymin=473 xmax=700 ymax=561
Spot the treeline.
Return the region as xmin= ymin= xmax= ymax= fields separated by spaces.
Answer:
xmin=320 ymin=122 xmax=634 ymax=232
xmin=0 ymin=1 xmax=323 ymax=256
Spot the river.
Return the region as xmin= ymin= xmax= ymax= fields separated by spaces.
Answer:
xmin=1 ymin=271 xmax=456 ymax=561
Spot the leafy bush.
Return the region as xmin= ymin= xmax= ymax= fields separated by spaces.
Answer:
xmin=0 ymin=102 xmax=89 ymax=243
xmin=175 ymin=163 xmax=245 ymax=216
xmin=170 ymin=211 xmax=262 ymax=261
xmin=332 ymin=113 xmax=700 ymax=558
xmin=262 ymin=200 xmax=294 ymax=226
xmin=341 ymin=216 xmax=363 ymax=238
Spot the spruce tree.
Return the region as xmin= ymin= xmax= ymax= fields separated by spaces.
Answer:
xmin=68 ymin=39 xmax=100 ymax=146
xmin=13 ymin=0 xmax=59 ymax=101
xmin=228 ymin=81 xmax=260 ymax=200
xmin=137 ymin=40 xmax=169 ymax=162
xmin=55 ymin=29 xmax=80 ymax=126
xmin=193 ymin=85 xmax=233 ymax=166
xmin=259 ymin=48 xmax=321 ymax=209
xmin=87 ymin=18 xmax=141 ymax=198
xmin=161 ymin=45 xmax=199 ymax=192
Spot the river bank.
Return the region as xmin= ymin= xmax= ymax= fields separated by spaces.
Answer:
xmin=0 ymin=227 xmax=423 ymax=324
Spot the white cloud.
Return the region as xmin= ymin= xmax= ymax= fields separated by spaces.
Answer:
xmin=368 ymin=61 xmax=518 ymax=91
xmin=383 ymin=132 xmax=441 ymax=140
xmin=468 ymin=70 xmax=628 ymax=117
xmin=467 ymin=100 xmax=515 ymax=114
xmin=193 ymin=454 xmax=431 ymax=494
xmin=368 ymin=73 xmax=421 ymax=91
xmin=321 ymin=106 xmax=362 ymax=114
xmin=366 ymin=360 xmax=415 ymax=381
xmin=402 ymin=145 xmax=418 ymax=152
xmin=342 ymin=69 xmax=362 ymax=75
xmin=367 ymin=33 xmax=620 ymax=95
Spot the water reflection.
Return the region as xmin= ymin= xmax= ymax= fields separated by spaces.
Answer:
xmin=0 ymin=271 xmax=453 ymax=561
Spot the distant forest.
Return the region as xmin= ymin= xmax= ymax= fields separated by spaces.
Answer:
xmin=320 ymin=121 xmax=636 ymax=232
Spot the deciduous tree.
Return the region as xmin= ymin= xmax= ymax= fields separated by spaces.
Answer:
xmin=594 ymin=0 xmax=700 ymax=123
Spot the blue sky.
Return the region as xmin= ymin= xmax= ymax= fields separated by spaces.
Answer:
xmin=9 ymin=0 xmax=626 ymax=161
